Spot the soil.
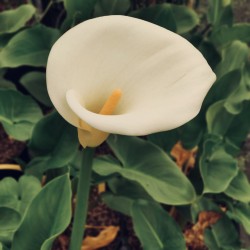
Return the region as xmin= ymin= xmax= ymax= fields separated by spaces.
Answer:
xmin=0 ymin=125 xmax=25 ymax=164
xmin=233 ymin=0 xmax=250 ymax=23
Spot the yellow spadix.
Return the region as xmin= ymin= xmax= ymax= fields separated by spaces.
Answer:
xmin=78 ymin=89 xmax=122 ymax=147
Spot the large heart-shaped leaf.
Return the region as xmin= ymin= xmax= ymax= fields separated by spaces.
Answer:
xmin=27 ymin=111 xmax=78 ymax=174
xmin=20 ymin=72 xmax=52 ymax=107
xmin=11 ymin=174 xmax=72 ymax=250
xmin=200 ymin=138 xmax=238 ymax=193
xmin=93 ymin=135 xmax=196 ymax=205
xmin=131 ymin=200 xmax=186 ymax=250
xmin=0 ymin=90 xmax=42 ymax=141
xmin=0 ymin=25 xmax=60 ymax=68
xmin=0 ymin=4 xmax=36 ymax=35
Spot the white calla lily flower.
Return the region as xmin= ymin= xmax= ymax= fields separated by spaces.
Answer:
xmin=47 ymin=15 xmax=216 ymax=147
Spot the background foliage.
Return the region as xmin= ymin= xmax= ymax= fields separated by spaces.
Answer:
xmin=0 ymin=0 xmax=250 ymax=249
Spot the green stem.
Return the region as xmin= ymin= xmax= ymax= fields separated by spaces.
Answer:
xmin=69 ymin=147 xmax=95 ymax=250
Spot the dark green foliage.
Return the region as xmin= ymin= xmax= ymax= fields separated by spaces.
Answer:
xmin=0 ymin=1 xmax=249 ymax=249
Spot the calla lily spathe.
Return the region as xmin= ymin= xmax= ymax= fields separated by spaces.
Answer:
xmin=47 ymin=15 xmax=216 ymax=147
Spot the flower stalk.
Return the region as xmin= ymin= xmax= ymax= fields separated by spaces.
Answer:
xmin=69 ymin=147 xmax=95 ymax=250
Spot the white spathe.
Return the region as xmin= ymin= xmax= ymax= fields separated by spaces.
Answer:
xmin=47 ymin=15 xmax=216 ymax=137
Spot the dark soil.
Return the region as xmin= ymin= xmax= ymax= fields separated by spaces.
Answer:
xmin=0 ymin=124 xmax=25 ymax=164
xmin=233 ymin=0 xmax=250 ymax=23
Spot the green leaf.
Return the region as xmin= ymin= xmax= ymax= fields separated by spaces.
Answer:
xmin=0 ymin=4 xmax=36 ymax=35
xmin=11 ymin=174 xmax=72 ymax=250
xmin=200 ymin=139 xmax=238 ymax=193
xmin=226 ymin=102 xmax=250 ymax=146
xmin=207 ymin=99 xmax=250 ymax=147
xmin=27 ymin=112 xmax=78 ymax=174
xmin=0 ymin=90 xmax=42 ymax=141
xmin=94 ymin=135 xmax=196 ymax=205
xmin=0 ymin=176 xmax=41 ymax=214
xmin=20 ymin=72 xmax=52 ymax=107
xmin=0 ymin=34 xmax=14 ymax=49
xmin=103 ymin=177 xmax=154 ymax=215
xmin=0 ymin=207 xmax=21 ymax=245
xmin=191 ymin=197 xmax=221 ymax=222
xmin=17 ymin=176 xmax=42 ymax=214
xmin=108 ymin=177 xmax=154 ymax=201
xmin=130 ymin=4 xmax=176 ymax=32
xmin=131 ymin=200 xmax=186 ymax=250
xmin=94 ymin=0 xmax=130 ymax=16
xmin=179 ymin=116 xmax=204 ymax=149
xmin=170 ymin=5 xmax=199 ymax=34
xmin=147 ymin=130 xmax=179 ymax=152
xmin=62 ymin=0 xmax=97 ymax=29
xmin=199 ymin=41 xmax=221 ymax=69
xmin=215 ymin=40 xmax=249 ymax=79
xmin=211 ymin=24 xmax=250 ymax=47
xmin=0 ymin=207 xmax=21 ymax=232
xmin=204 ymin=230 xmax=221 ymax=250
xmin=228 ymin=203 xmax=250 ymax=234
xmin=102 ymin=193 xmax=133 ymax=216
xmin=191 ymin=199 xmax=240 ymax=249
xmin=0 ymin=78 xmax=16 ymax=90
xmin=207 ymin=0 xmax=233 ymax=27
xmin=225 ymin=171 xmax=250 ymax=202
xmin=0 ymin=242 xmax=8 ymax=250
xmin=206 ymin=100 xmax=234 ymax=136
xmin=130 ymin=4 xmax=198 ymax=34
xmin=203 ymin=70 xmax=241 ymax=109
xmin=205 ymin=215 xmax=240 ymax=249
xmin=224 ymin=66 xmax=250 ymax=114
xmin=0 ymin=25 xmax=60 ymax=68
xmin=0 ymin=176 xmax=41 ymax=245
